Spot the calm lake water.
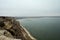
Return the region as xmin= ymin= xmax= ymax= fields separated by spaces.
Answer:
xmin=18 ymin=18 xmax=60 ymax=40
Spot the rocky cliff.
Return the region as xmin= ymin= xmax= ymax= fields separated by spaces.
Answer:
xmin=0 ymin=16 xmax=36 ymax=40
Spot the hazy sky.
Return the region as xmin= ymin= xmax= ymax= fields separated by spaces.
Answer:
xmin=0 ymin=0 xmax=60 ymax=16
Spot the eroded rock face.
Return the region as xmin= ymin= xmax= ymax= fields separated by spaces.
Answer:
xmin=0 ymin=17 xmax=25 ymax=40
xmin=0 ymin=17 xmax=36 ymax=40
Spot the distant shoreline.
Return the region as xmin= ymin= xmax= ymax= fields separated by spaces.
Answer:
xmin=16 ymin=16 xmax=60 ymax=19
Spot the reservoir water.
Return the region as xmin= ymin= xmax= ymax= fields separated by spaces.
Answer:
xmin=18 ymin=18 xmax=60 ymax=40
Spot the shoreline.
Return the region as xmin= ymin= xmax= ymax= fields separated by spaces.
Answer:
xmin=20 ymin=25 xmax=36 ymax=40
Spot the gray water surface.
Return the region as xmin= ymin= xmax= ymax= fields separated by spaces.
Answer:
xmin=18 ymin=18 xmax=60 ymax=40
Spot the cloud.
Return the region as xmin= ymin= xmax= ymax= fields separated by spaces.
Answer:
xmin=0 ymin=0 xmax=60 ymax=16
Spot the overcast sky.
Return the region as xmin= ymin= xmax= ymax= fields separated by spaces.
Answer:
xmin=0 ymin=0 xmax=60 ymax=16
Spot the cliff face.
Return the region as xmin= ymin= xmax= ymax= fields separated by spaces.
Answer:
xmin=0 ymin=17 xmax=36 ymax=40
